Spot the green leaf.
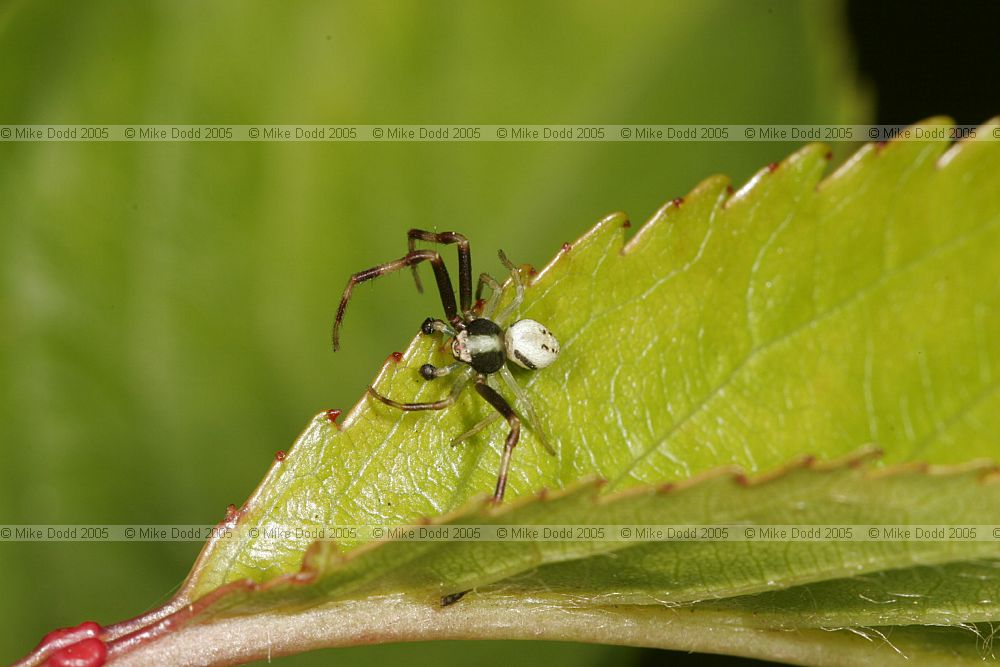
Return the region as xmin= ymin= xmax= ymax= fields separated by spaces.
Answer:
xmin=82 ymin=119 xmax=1000 ymax=666
xmin=192 ymin=454 xmax=1000 ymax=618
xmin=186 ymin=118 xmax=999 ymax=590
xmin=694 ymin=558 xmax=1000 ymax=628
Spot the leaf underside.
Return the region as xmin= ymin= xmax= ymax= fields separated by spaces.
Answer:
xmin=108 ymin=119 xmax=1000 ymax=666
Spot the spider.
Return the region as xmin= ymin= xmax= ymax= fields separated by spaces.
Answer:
xmin=332 ymin=229 xmax=559 ymax=503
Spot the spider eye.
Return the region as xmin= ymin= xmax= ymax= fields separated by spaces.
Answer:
xmin=505 ymin=319 xmax=559 ymax=370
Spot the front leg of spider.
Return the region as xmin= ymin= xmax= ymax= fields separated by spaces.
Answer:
xmin=331 ymin=248 xmax=459 ymax=351
xmin=333 ymin=230 xmax=560 ymax=503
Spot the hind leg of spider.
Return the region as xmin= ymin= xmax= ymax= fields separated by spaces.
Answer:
xmin=407 ymin=230 xmax=472 ymax=313
xmin=474 ymin=377 xmax=521 ymax=503
xmin=368 ymin=370 xmax=473 ymax=411
xmin=498 ymin=366 xmax=556 ymax=455
xmin=332 ymin=249 xmax=458 ymax=351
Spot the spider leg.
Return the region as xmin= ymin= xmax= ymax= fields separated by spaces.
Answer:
xmin=332 ymin=249 xmax=458 ymax=351
xmin=451 ymin=411 xmax=503 ymax=446
xmin=474 ymin=376 xmax=521 ymax=503
xmin=498 ymin=366 xmax=556 ymax=456
xmin=495 ymin=250 xmax=525 ymax=324
xmin=475 ymin=272 xmax=503 ymax=319
xmin=475 ymin=272 xmax=501 ymax=302
xmin=368 ymin=369 xmax=472 ymax=411
xmin=408 ymin=229 xmax=472 ymax=314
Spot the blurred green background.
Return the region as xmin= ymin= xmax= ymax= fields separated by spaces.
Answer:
xmin=0 ymin=1 xmax=869 ymax=664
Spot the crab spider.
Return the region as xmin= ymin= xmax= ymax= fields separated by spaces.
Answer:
xmin=332 ymin=229 xmax=559 ymax=503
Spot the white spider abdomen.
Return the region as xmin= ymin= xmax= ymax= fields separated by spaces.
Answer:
xmin=505 ymin=319 xmax=559 ymax=370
